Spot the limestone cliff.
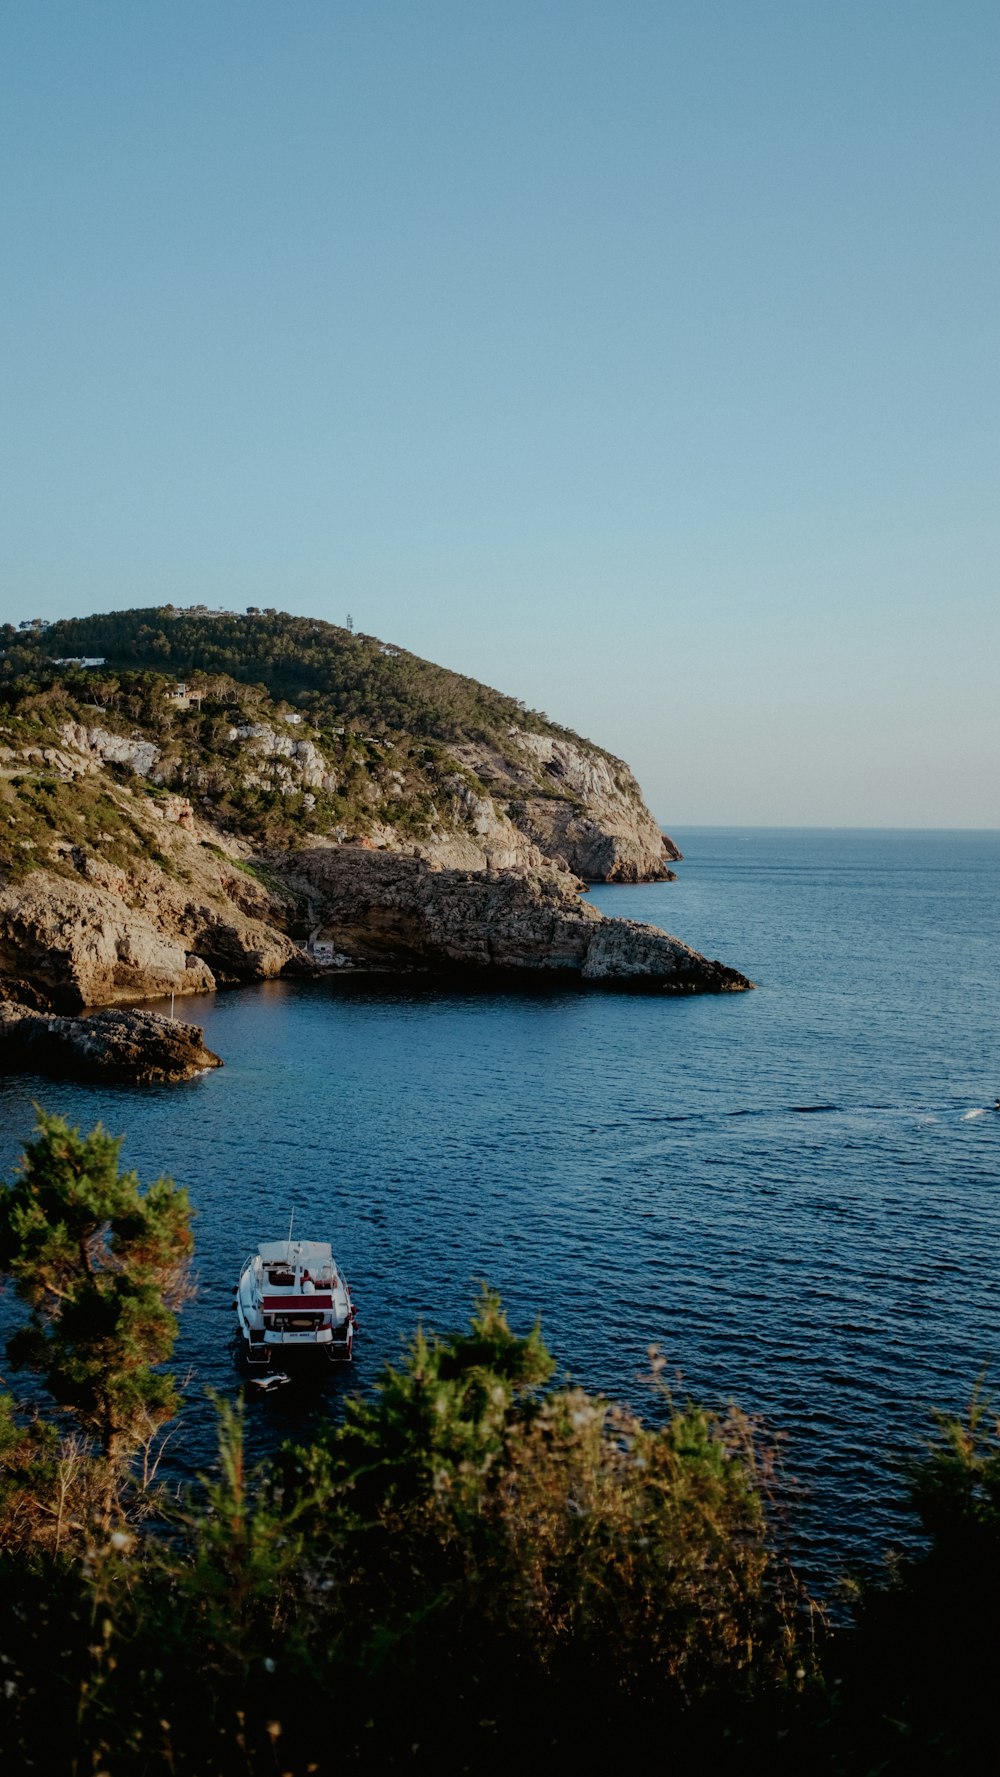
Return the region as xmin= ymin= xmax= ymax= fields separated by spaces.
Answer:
xmin=291 ymin=849 xmax=749 ymax=991
xmin=1 ymin=606 xmax=681 ymax=881
xmin=0 ymin=607 xmax=750 ymax=1013
xmin=0 ymin=748 xmax=749 ymax=1008
xmin=66 ymin=714 xmax=673 ymax=882
xmin=442 ymin=731 xmax=680 ymax=881
xmin=0 ymin=745 xmax=314 ymax=1007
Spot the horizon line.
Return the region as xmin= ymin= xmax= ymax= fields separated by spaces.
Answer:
xmin=657 ymin=823 xmax=1000 ymax=834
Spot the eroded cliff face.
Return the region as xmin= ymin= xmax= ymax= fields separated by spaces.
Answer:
xmin=291 ymin=849 xmax=749 ymax=991
xmin=0 ymin=699 xmax=743 ymax=1013
xmin=0 ymin=870 xmax=216 ymax=1009
xmin=423 ymin=731 xmax=680 ymax=882
xmin=0 ymin=863 xmax=317 ymax=1010
xmin=13 ymin=709 xmax=678 ymax=885
xmin=0 ymin=778 xmax=309 ymax=1010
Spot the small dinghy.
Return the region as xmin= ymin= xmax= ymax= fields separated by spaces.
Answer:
xmin=235 ymin=1237 xmax=356 ymax=1366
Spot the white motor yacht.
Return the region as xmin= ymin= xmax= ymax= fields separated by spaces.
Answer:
xmin=235 ymin=1238 xmax=356 ymax=1365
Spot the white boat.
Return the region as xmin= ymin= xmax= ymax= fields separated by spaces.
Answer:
xmin=235 ymin=1238 xmax=356 ymax=1365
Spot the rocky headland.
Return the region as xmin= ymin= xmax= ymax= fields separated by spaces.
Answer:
xmin=0 ymin=607 xmax=751 ymax=1077
xmin=291 ymin=848 xmax=750 ymax=991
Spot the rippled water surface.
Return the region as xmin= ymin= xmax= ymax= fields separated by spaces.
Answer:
xmin=2 ymin=828 xmax=998 ymax=1583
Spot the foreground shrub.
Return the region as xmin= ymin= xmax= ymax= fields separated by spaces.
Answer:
xmin=828 ymin=1390 xmax=1000 ymax=1775
xmin=0 ymin=1109 xmax=193 ymax=1481
xmin=263 ymin=1291 xmax=817 ymax=1771
xmin=0 ymin=1291 xmax=816 ymax=1774
xmin=14 ymin=1110 xmax=993 ymax=1773
xmin=0 ymin=1110 xmax=193 ymax=1564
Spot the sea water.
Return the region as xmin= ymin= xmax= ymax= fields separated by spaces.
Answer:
xmin=1 ymin=828 xmax=998 ymax=1584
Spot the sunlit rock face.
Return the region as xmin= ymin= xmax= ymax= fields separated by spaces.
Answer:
xmin=292 ymin=849 xmax=751 ymax=993
xmin=428 ymin=731 xmax=681 ymax=882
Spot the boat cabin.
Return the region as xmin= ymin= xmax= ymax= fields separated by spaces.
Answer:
xmin=237 ymin=1238 xmax=355 ymax=1362
xmin=257 ymin=1239 xmax=340 ymax=1294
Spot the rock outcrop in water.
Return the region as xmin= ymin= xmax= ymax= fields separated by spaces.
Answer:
xmin=0 ymin=1002 xmax=222 ymax=1084
xmin=293 ymin=849 xmax=751 ymax=992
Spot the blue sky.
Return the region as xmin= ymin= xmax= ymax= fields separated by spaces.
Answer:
xmin=2 ymin=2 xmax=997 ymax=825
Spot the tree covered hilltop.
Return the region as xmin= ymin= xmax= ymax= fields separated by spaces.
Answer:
xmin=6 ymin=604 xmax=586 ymax=748
xmin=0 ymin=1109 xmax=996 ymax=1776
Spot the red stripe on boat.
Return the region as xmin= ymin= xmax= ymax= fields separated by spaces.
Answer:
xmin=262 ymin=1295 xmax=334 ymax=1310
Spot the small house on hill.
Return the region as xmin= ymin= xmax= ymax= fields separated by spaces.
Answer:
xmin=306 ymin=930 xmax=349 ymax=967
xmin=165 ymin=682 xmax=201 ymax=710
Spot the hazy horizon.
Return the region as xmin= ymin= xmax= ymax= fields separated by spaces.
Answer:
xmin=2 ymin=3 xmax=997 ymax=828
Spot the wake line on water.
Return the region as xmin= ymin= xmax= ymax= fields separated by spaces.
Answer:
xmin=727 ymin=1104 xmax=841 ymax=1118
xmin=638 ymin=1103 xmax=998 ymax=1128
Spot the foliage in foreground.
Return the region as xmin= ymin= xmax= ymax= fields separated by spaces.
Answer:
xmin=0 ymin=1111 xmax=192 ymax=1484
xmin=0 ymin=1112 xmax=998 ymax=1774
xmin=0 ymin=1310 xmax=814 ymax=1774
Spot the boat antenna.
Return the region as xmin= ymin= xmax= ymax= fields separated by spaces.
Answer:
xmin=286 ymin=1207 xmax=295 ymax=1262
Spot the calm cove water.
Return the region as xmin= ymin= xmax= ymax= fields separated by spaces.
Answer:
xmin=2 ymin=828 xmax=998 ymax=1585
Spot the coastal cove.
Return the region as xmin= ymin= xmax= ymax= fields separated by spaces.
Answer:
xmin=2 ymin=827 xmax=998 ymax=1585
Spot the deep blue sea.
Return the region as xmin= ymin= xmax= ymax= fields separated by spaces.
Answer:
xmin=2 ymin=828 xmax=998 ymax=1587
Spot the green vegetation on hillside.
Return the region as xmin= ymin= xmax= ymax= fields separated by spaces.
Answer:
xmin=0 ymin=770 xmax=158 ymax=882
xmin=0 ymin=608 xmax=619 ymax=866
xmin=2 ymin=606 xmax=588 ymax=751
xmin=0 ymin=1111 xmax=997 ymax=1775
xmin=0 ymin=671 xmax=452 ymax=859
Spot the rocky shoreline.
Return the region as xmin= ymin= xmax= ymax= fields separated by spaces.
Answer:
xmin=0 ymin=853 xmax=750 ymax=1082
xmin=291 ymin=849 xmax=752 ymax=992
xmin=0 ymin=644 xmax=752 ymax=1080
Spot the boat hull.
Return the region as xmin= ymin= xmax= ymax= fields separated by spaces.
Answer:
xmin=235 ymin=1241 xmax=356 ymax=1365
